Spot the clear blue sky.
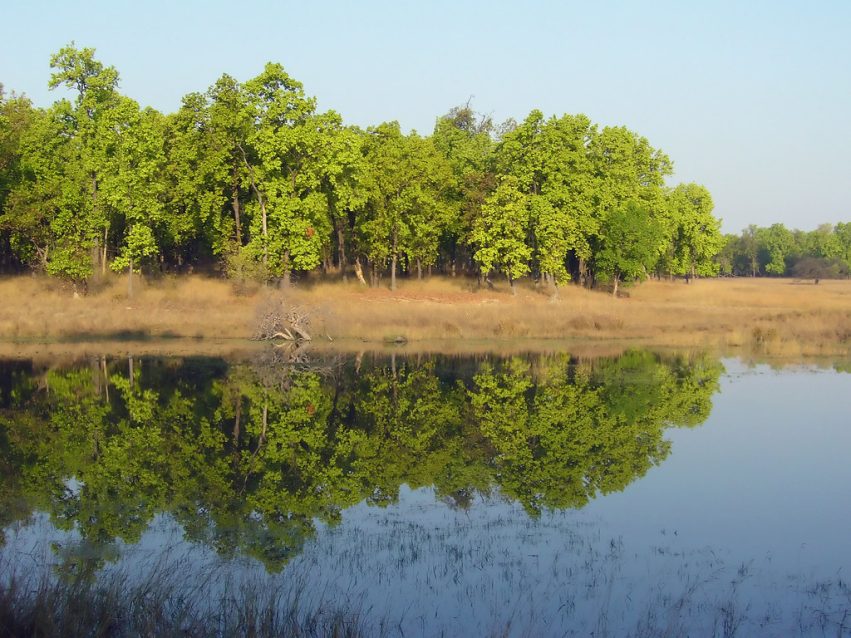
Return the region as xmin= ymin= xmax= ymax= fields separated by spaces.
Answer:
xmin=2 ymin=0 xmax=850 ymax=234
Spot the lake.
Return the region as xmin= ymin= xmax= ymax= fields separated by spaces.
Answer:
xmin=0 ymin=349 xmax=849 ymax=636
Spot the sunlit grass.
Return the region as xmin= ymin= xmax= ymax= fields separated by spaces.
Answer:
xmin=0 ymin=274 xmax=848 ymax=355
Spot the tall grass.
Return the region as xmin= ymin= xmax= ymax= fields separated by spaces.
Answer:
xmin=0 ymin=274 xmax=849 ymax=355
xmin=301 ymin=276 xmax=851 ymax=354
xmin=3 ymin=504 xmax=849 ymax=637
xmin=0 ymin=552 xmax=371 ymax=637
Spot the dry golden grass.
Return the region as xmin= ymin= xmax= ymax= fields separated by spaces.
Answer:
xmin=298 ymin=276 xmax=851 ymax=356
xmin=0 ymin=274 xmax=849 ymax=356
xmin=0 ymin=274 xmax=254 ymax=342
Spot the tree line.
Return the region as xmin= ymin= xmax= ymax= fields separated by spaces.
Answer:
xmin=1 ymin=45 xmax=844 ymax=295
xmin=718 ymin=223 xmax=851 ymax=280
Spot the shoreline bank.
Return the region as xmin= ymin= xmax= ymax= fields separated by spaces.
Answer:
xmin=0 ymin=275 xmax=848 ymax=358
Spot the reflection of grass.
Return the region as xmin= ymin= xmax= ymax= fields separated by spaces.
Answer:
xmin=3 ymin=553 xmax=849 ymax=638
xmin=3 ymin=515 xmax=851 ymax=637
xmin=14 ymin=496 xmax=851 ymax=638
xmin=0 ymin=552 xmax=371 ymax=637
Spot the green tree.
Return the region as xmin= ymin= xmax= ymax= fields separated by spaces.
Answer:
xmin=161 ymin=91 xmax=231 ymax=266
xmin=241 ymin=63 xmax=330 ymax=284
xmin=835 ymin=222 xmax=851 ymax=271
xmin=432 ymin=104 xmax=496 ymax=276
xmin=664 ymin=183 xmax=723 ymax=278
xmin=496 ymin=111 xmax=597 ymax=290
xmin=360 ymin=122 xmax=453 ymax=289
xmin=47 ymin=43 xmax=121 ymax=278
xmin=0 ymin=97 xmax=52 ymax=270
xmin=103 ymin=100 xmax=167 ymax=294
xmin=317 ymin=122 xmax=368 ymax=279
xmin=758 ymin=223 xmax=794 ymax=275
xmin=0 ymin=88 xmax=37 ymax=269
xmin=740 ymin=225 xmax=761 ymax=276
xmin=595 ymin=202 xmax=658 ymax=296
xmin=470 ymin=175 xmax=532 ymax=293
xmin=806 ymin=223 xmax=842 ymax=261
xmin=4 ymin=102 xmax=92 ymax=287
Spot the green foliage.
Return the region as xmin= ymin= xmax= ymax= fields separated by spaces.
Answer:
xmin=495 ymin=112 xmax=598 ymax=283
xmin=595 ymin=202 xmax=658 ymax=293
xmin=3 ymin=103 xmax=88 ymax=275
xmin=16 ymin=44 xmax=850 ymax=290
xmin=720 ymin=222 xmax=851 ymax=278
xmin=470 ymin=175 xmax=532 ymax=284
xmin=359 ymin=122 xmax=454 ymax=287
xmin=664 ymin=183 xmax=723 ymax=277
xmin=759 ymin=223 xmax=795 ymax=275
xmin=110 ymin=224 xmax=158 ymax=273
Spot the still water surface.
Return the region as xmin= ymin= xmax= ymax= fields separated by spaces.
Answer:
xmin=0 ymin=351 xmax=849 ymax=635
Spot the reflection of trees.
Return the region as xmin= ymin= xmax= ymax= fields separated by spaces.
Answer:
xmin=0 ymin=350 xmax=722 ymax=571
xmin=470 ymin=352 xmax=723 ymax=514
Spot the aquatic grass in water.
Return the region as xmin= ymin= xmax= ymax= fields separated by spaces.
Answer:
xmin=0 ymin=541 xmax=373 ymax=637
xmin=2 ymin=496 xmax=850 ymax=637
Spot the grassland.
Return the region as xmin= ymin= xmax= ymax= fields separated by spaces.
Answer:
xmin=0 ymin=274 xmax=849 ymax=357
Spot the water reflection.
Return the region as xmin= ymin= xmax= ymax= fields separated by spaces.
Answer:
xmin=0 ymin=350 xmax=723 ymax=573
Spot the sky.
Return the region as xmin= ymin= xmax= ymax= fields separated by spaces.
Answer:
xmin=2 ymin=0 xmax=850 ymax=234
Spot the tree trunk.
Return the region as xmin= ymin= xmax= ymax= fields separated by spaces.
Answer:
xmin=260 ymin=199 xmax=268 ymax=269
xmin=508 ymin=274 xmax=516 ymax=295
xmin=281 ymin=250 xmax=291 ymax=287
xmin=612 ymin=274 xmax=619 ymax=297
xmin=101 ymin=226 xmax=108 ymax=276
xmin=390 ymin=227 xmax=398 ymax=291
xmin=232 ymin=179 xmax=241 ymax=245
xmin=336 ymin=223 xmax=347 ymax=281
xmin=102 ymin=356 xmax=109 ymax=403
xmin=233 ymin=398 xmax=241 ymax=446
xmin=92 ymin=174 xmax=102 ymax=275
xmin=242 ymin=151 xmax=268 ymax=269
xmin=417 ymin=258 xmax=422 ymax=280
xmin=92 ymin=239 xmax=100 ymax=278
xmin=128 ymin=255 xmax=133 ymax=298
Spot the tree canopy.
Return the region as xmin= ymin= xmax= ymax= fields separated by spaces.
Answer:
xmin=2 ymin=45 xmax=845 ymax=292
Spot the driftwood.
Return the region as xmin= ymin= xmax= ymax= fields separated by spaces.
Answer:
xmin=250 ymin=341 xmax=344 ymax=394
xmin=254 ymin=297 xmax=313 ymax=342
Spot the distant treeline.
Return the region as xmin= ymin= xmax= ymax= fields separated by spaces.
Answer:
xmin=718 ymin=224 xmax=851 ymax=279
xmin=0 ymin=45 xmax=847 ymax=293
